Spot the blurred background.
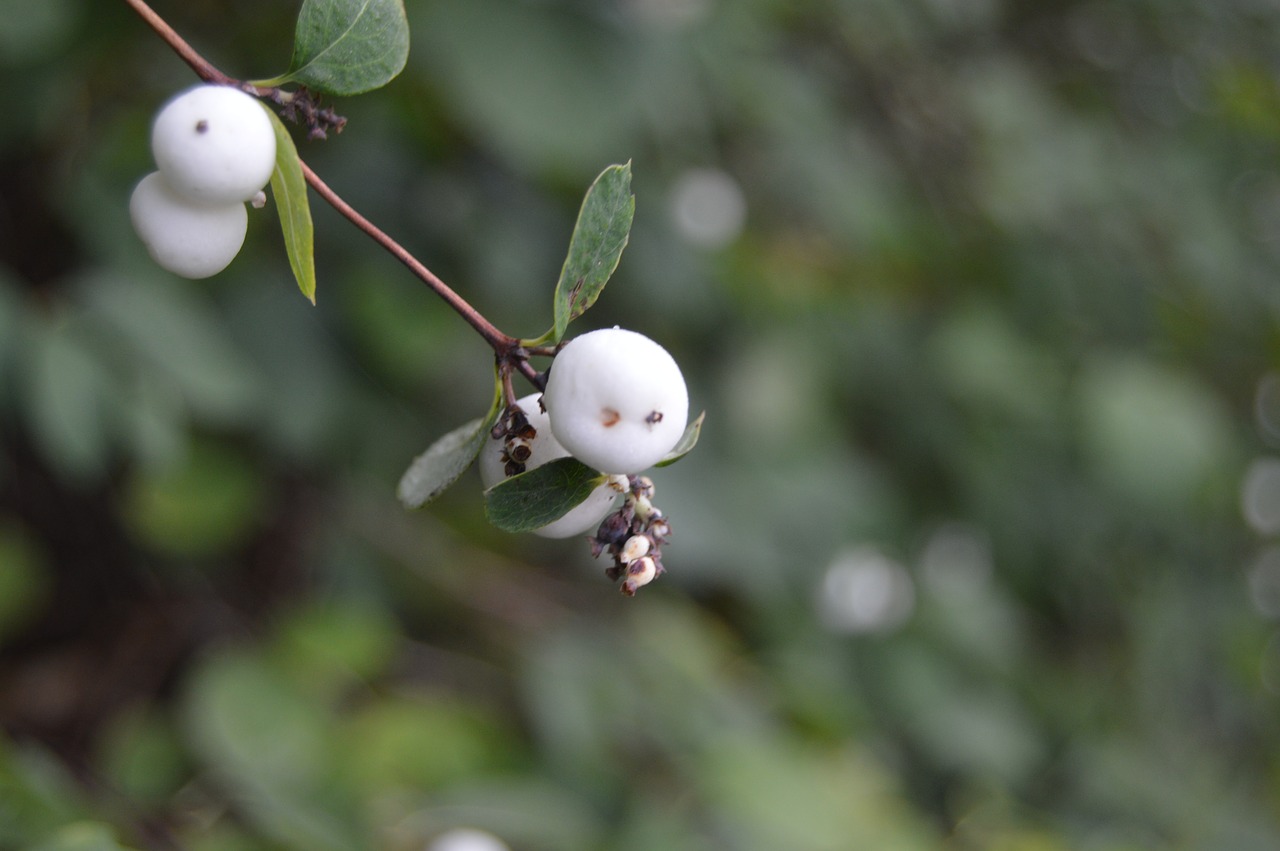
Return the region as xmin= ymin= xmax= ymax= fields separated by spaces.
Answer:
xmin=3 ymin=0 xmax=1280 ymax=848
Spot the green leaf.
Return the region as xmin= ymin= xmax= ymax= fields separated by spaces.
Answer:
xmin=485 ymin=457 xmax=606 ymax=533
xmin=397 ymin=416 xmax=492 ymax=509
xmin=654 ymin=410 xmax=705 ymax=468
xmin=267 ymin=0 xmax=410 ymax=96
xmin=550 ymin=162 xmax=635 ymax=342
xmin=265 ymin=109 xmax=316 ymax=304
xmin=29 ymin=822 xmax=141 ymax=851
xmin=20 ymin=316 xmax=112 ymax=483
xmin=183 ymin=652 xmax=362 ymax=851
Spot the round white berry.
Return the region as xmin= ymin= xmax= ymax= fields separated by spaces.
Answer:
xmin=426 ymin=828 xmax=510 ymax=851
xmin=542 ymin=328 xmax=688 ymax=474
xmin=130 ymin=171 xmax=247 ymax=279
xmin=478 ymin=394 xmax=620 ymax=538
xmin=151 ymin=84 xmax=277 ymax=205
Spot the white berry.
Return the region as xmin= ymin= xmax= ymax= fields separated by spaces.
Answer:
xmin=479 ymin=394 xmax=620 ymax=538
xmin=426 ymin=828 xmax=511 ymax=851
xmin=130 ymin=171 xmax=247 ymax=279
xmin=151 ymin=84 xmax=277 ymax=205
xmin=541 ymin=328 xmax=688 ymax=474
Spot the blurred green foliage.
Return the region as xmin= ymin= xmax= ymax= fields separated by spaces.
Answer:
xmin=3 ymin=0 xmax=1280 ymax=849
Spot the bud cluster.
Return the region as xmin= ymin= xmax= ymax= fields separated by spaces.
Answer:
xmin=270 ymin=88 xmax=348 ymax=140
xmin=590 ymin=476 xmax=672 ymax=596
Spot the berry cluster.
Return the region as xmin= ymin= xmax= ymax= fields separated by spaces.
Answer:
xmin=479 ymin=392 xmax=628 ymax=540
xmin=130 ymin=84 xmax=277 ymax=278
xmin=590 ymin=475 xmax=671 ymax=596
xmin=485 ymin=327 xmax=689 ymax=593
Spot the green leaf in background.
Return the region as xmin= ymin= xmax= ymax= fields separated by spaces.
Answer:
xmin=549 ymin=162 xmax=634 ymax=342
xmin=265 ymin=109 xmax=317 ymax=304
xmin=0 ymin=522 xmax=49 ymax=645
xmin=19 ymin=316 xmax=112 ymax=483
xmin=183 ymin=652 xmax=362 ymax=851
xmin=397 ymin=416 xmax=493 ymax=509
xmin=29 ymin=823 xmax=140 ymax=851
xmin=484 ymin=457 xmax=605 ymax=533
xmin=120 ymin=439 xmax=265 ymax=559
xmin=265 ymin=0 xmax=410 ymax=96
xmin=654 ymin=410 xmax=705 ymax=468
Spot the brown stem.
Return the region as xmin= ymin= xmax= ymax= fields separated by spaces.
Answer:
xmin=122 ymin=0 xmax=522 ymax=360
xmin=123 ymin=0 xmax=232 ymax=86
xmin=298 ymin=162 xmax=514 ymax=352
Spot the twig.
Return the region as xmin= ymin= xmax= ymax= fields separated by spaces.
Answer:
xmin=122 ymin=0 xmax=523 ymax=361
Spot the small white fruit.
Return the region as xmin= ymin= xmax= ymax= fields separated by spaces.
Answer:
xmin=426 ymin=828 xmax=511 ymax=851
xmin=151 ymin=84 xmax=277 ymax=204
xmin=542 ymin=328 xmax=688 ymax=474
xmin=479 ymin=394 xmax=619 ymax=538
xmin=129 ymin=171 xmax=247 ymax=279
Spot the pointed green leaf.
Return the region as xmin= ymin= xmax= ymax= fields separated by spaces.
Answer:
xmin=398 ymin=378 xmax=503 ymax=509
xmin=654 ymin=410 xmax=705 ymax=468
xmin=484 ymin=457 xmax=605 ymax=533
xmin=265 ymin=109 xmax=316 ymax=304
xmin=267 ymin=0 xmax=410 ymax=96
xmin=397 ymin=416 xmax=491 ymax=509
xmin=551 ymin=162 xmax=634 ymax=341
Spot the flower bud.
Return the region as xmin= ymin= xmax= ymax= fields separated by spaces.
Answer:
xmin=619 ymin=534 xmax=651 ymax=564
xmin=621 ymin=556 xmax=658 ymax=596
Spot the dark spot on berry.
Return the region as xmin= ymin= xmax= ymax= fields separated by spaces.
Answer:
xmin=645 ymin=410 xmax=663 ymax=425
xmin=195 ymin=120 xmax=209 ymax=134
xmin=601 ymin=408 xmax=621 ymax=427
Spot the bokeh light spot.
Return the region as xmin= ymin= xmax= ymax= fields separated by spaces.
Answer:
xmin=669 ymin=167 xmax=747 ymax=249
xmin=818 ymin=547 xmax=915 ymax=635
xmin=1242 ymin=457 xmax=1280 ymax=535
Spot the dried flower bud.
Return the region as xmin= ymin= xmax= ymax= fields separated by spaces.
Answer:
xmin=593 ymin=510 xmax=632 ymax=548
xmin=506 ymin=436 xmax=533 ymax=464
xmin=632 ymin=476 xmax=655 ymax=500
